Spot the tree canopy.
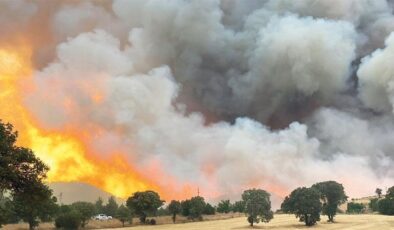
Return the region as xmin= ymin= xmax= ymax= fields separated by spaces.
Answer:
xmin=281 ymin=187 xmax=321 ymax=226
xmin=242 ymin=189 xmax=273 ymax=226
xmin=312 ymin=181 xmax=347 ymax=222
xmin=217 ymin=200 xmax=231 ymax=213
xmin=378 ymin=186 xmax=394 ymax=215
xmin=126 ymin=190 xmax=164 ymax=223
xmin=168 ymin=200 xmax=181 ymax=223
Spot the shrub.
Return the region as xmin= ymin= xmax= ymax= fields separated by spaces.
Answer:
xmin=55 ymin=210 xmax=81 ymax=229
xmin=347 ymin=202 xmax=364 ymax=214
xmin=149 ymin=219 xmax=156 ymax=225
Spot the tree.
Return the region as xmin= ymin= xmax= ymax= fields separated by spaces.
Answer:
xmin=181 ymin=199 xmax=191 ymax=216
xmin=217 ymin=200 xmax=231 ymax=213
xmin=126 ymin=190 xmax=164 ymax=224
xmin=0 ymin=121 xmax=50 ymax=227
xmin=188 ymin=196 xmax=206 ymax=220
xmin=104 ymin=196 xmax=118 ymax=217
xmin=116 ymin=205 xmax=132 ymax=227
xmin=281 ymin=187 xmax=321 ymax=226
xmin=378 ymin=186 xmax=394 ymax=215
xmin=347 ymin=202 xmax=364 ymax=214
xmin=232 ymin=200 xmax=245 ymax=213
xmin=55 ymin=210 xmax=81 ymax=230
xmin=0 ymin=122 xmax=48 ymax=193
xmin=94 ymin=197 xmax=104 ymax=214
xmin=71 ymin=202 xmax=95 ymax=227
xmin=12 ymin=182 xmax=58 ymax=230
xmin=375 ymin=188 xmax=382 ymax=198
xmin=203 ymin=203 xmax=216 ymax=215
xmin=242 ymin=189 xmax=273 ymax=226
xmin=369 ymin=198 xmax=379 ymax=212
xmin=168 ymin=200 xmax=181 ymax=223
xmin=312 ymin=181 xmax=347 ymax=222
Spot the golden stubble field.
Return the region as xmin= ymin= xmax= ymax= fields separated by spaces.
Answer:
xmin=4 ymin=214 xmax=394 ymax=230
xmin=105 ymin=214 xmax=394 ymax=230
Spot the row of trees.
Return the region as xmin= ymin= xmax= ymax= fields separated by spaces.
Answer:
xmin=370 ymin=187 xmax=394 ymax=215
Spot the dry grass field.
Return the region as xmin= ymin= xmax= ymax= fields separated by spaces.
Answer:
xmin=4 ymin=214 xmax=393 ymax=230
xmin=106 ymin=214 xmax=394 ymax=230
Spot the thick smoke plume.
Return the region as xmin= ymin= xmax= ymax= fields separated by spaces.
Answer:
xmin=2 ymin=0 xmax=394 ymax=207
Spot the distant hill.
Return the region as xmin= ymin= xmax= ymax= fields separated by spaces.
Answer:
xmin=48 ymin=182 xmax=125 ymax=205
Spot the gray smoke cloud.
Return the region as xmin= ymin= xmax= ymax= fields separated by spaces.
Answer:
xmin=2 ymin=0 xmax=394 ymax=206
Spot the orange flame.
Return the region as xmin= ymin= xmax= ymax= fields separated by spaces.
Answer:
xmin=0 ymin=42 xmax=187 ymax=200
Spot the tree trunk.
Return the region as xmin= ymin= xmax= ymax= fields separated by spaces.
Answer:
xmin=172 ymin=213 xmax=176 ymax=223
xmin=122 ymin=220 xmax=125 ymax=227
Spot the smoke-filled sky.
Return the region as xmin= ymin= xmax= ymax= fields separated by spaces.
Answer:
xmin=1 ymin=0 xmax=394 ymax=207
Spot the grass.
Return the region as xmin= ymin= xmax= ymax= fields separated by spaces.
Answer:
xmin=105 ymin=214 xmax=394 ymax=230
xmin=4 ymin=214 xmax=394 ymax=229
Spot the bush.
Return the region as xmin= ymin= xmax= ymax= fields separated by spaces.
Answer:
xmin=369 ymin=198 xmax=379 ymax=212
xmin=347 ymin=202 xmax=364 ymax=214
xmin=55 ymin=210 xmax=82 ymax=229
xmin=149 ymin=219 xmax=156 ymax=225
xmin=378 ymin=198 xmax=394 ymax=215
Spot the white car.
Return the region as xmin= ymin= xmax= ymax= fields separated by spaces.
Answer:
xmin=93 ymin=214 xmax=112 ymax=220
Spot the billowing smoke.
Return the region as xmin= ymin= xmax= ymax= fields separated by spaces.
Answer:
xmin=2 ymin=0 xmax=394 ymax=207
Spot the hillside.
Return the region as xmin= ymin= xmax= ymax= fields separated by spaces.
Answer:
xmin=49 ymin=182 xmax=125 ymax=205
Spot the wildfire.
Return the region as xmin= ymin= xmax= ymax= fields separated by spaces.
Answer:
xmin=0 ymin=42 xmax=169 ymax=199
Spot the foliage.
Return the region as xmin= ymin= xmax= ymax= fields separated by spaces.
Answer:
xmin=281 ymin=187 xmax=321 ymax=226
xmin=375 ymin=188 xmax=382 ymax=198
xmin=116 ymin=205 xmax=133 ymax=227
xmin=168 ymin=200 xmax=181 ymax=223
xmin=378 ymin=186 xmax=394 ymax=215
xmin=94 ymin=197 xmax=104 ymax=214
xmin=126 ymin=190 xmax=164 ymax=223
xmin=104 ymin=196 xmax=118 ymax=217
xmin=242 ymin=189 xmax=273 ymax=226
xmin=203 ymin=203 xmax=216 ymax=215
xmin=312 ymin=181 xmax=347 ymax=222
xmin=71 ymin=202 xmax=95 ymax=227
xmin=217 ymin=200 xmax=231 ymax=213
xmin=55 ymin=210 xmax=82 ymax=230
xmin=156 ymin=207 xmax=170 ymax=216
xmin=188 ymin=196 xmax=206 ymax=220
xmin=12 ymin=182 xmax=58 ymax=230
xmin=0 ymin=121 xmax=52 ymax=228
xmin=347 ymin=202 xmax=364 ymax=214
xmin=369 ymin=198 xmax=379 ymax=212
xmin=181 ymin=199 xmax=191 ymax=216
xmin=232 ymin=200 xmax=245 ymax=213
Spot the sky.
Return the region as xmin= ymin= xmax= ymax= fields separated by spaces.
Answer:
xmin=0 ymin=0 xmax=393 ymax=207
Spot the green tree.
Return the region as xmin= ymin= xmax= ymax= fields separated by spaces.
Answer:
xmin=116 ymin=205 xmax=132 ymax=227
xmin=378 ymin=186 xmax=394 ymax=215
xmin=126 ymin=190 xmax=164 ymax=224
xmin=375 ymin=188 xmax=382 ymax=198
xmin=312 ymin=181 xmax=347 ymax=222
xmin=181 ymin=199 xmax=191 ymax=216
xmin=0 ymin=121 xmax=50 ymax=227
xmin=12 ymin=182 xmax=58 ymax=230
xmin=217 ymin=200 xmax=231 ymax=213
xmin=94 ymin=197 xmax=104 ymax=214
xmin=203 ymin=203 xmax=216 ymax=215
xmin=369 ymin=198 xmax=379 ymax=212
xmin=71 ymin=202 xmax=95 ymax=227
xmin=168 ymin=200 xmax=181 ymax=223
xmin=347 ymin=202 xmax=364 ymax=214
xmin=104 ymin=196 xmax=118 ymax=217
xmin=242 ymin=189 xmax=273 ymax=226
xmin=55 ymin=209 xmax=81 ymax=230
xmin=281 ymin=187 xmax=321 ymax=226
xmin=188 ymin=196 xmax=206 ymax=220
xmin=232 ymin=200 xmax=245 ymax=213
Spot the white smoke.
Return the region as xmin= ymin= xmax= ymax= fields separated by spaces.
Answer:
xmin=2 ymin=0 xmax=393 ymax=206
